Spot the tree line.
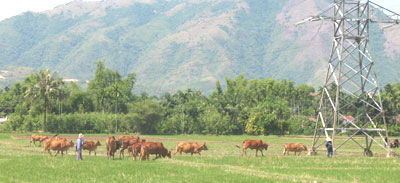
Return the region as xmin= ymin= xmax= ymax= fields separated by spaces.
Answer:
xmin=1 ymin=60 xmax=400 ymax=135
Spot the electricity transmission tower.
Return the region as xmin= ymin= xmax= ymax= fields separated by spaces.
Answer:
xmin=296 ymin=0 xmax=400 ymax=157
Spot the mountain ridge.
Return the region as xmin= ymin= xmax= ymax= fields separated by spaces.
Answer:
xmin=0 ymin=0 xmax=399 ymax=95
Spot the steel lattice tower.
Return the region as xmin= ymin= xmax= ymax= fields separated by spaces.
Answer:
xmin=297 ymin=0 xmax=400 ymax=157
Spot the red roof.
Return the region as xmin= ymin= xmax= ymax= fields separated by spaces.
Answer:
xmin=345 ymin=115 xmax=355 ymax=122
xmin=309 ymin=91 xmax=320 ymax=96
xmin=309 ymin=117 xmax=317 ymax=121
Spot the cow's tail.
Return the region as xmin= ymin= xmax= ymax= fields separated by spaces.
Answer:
xmin=51 ymin=134 xmax=59 ymax=139
xmin=235 ymin=145 xmax=241 ymax=149
xmin=282 ymin=144 xmax=287 ymax=155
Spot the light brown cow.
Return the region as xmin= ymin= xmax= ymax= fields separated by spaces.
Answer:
xmin=30 ymin=135 xmax=48 ymax=147
xmin=43 ymin=137 xmax=67 ymax=153
xmin=106 ymin=136 xmax=119 ymax=160
xmin=283 ymin=143 xmax=308 ymax=156
xmin=238 ymin=139 xmax=268 ymax=157
xmin=44 ymin=139 xmax=74 ymax=157
xmin=174 ymin=142 xmax=208 ymax=155
xmin=83 ymin=140 xmax=101 ymax=155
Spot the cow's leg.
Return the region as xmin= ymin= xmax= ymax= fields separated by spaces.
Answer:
xmin=242 ymin=148 xmax=246 ymax=156
xmin=95 ymin=151 xmax=97 ymax=156
xmin=55 ymin=150 xmax=59 ymax=157
xmin=89 ymin=151 xmax=91 ymax=155
xmin=174 ymin=147 xmax=179 ymax=155
xmin=261 ymin=150 xmax=264 ymax=157
xmin=256 ymin=149 xmax=258 ymax=157
xmin=48 ymin=149 xmax=52 ymax=156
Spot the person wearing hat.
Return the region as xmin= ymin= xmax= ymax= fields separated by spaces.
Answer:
xmin=326 ymin=137 xmax=333 ymax=158
xmin=76 ymin=133 xmax=86 ymax=160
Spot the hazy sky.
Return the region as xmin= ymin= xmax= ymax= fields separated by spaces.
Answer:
xmin=0 ymin=0 xmax=399 ymax=21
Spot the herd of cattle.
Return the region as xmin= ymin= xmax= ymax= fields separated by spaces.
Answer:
xmin=29 ymin=134 xmax=310 ymax=160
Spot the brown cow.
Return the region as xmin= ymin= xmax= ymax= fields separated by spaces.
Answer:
xmin=174 ymin=142 xmax=208 ymax=155
xmin=30 ymin=135 xmax=48 ymax=147
xmin=143 ymin=142 xmax=171 ymax=159
xmin=118 ymin=136 xmax=140 ymax=159
xmin=106 ymin=136 xmax=120 ymax=160
xmin=283 ymin=143 xmax=307 ymax=156
xmin=237 ymin=139 xmax=268 ymax=157
xmin=83 ymin=140 xmax=101 ymax=155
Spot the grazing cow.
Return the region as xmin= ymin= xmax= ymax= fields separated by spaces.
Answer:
xmin=106 ymin=136 xmax=121 ymax=160
xmin=283 ymin=143 xmax=308 ymax=156
xmin=118 ymin=136 xmax=140 ymax=159
xmin=237 ymin=139 xmax=268 ymax=157
xmin=174 ymin=142 xmax=208 ymax=155
xmin=143 ymin=142 xmax=171 ymax=159
xmin=44 ymin=139 xmax=74 ymax=157
xmin=83 ymin=140 xmax=101 ymax=155
xmin=140 ymin=145 xmax=149 ymax=161
xmin=30 ymin=135 xmax=48 ymax=147
xmin=390 ymin=139 xmax=399 ymax=148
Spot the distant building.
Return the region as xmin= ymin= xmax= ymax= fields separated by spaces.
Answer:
xmin=63 ymin=78 xmax=79 ymax=82
xmin=0 ymin=116 xmax=8 ymax=125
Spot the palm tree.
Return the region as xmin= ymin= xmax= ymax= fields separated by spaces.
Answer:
xmin=25 ymin=69 xmax=62 ymax=132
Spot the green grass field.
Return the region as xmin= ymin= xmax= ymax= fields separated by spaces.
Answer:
xmin=0 ymin=133 xmax=399 ymax=183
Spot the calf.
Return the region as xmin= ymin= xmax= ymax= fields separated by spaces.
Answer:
xmin=174 ymin=142 xmax=208 ymax=155
xmin=390 ymin=139 xmax=399 ymax=148
xmin=140 ymin=145 xmax=149 ymax=161
xmin=128 ymin=142 xmax=145 ymax=160
xmin=238 ymin=139 xmax=268 ymax=157
xmin=83 ymin=140 xmax=101 ymax=155
xmin=118 ymin=136 xmax=140 ymax=159
xmin=283 ymin=143 xmax=307 ymax=156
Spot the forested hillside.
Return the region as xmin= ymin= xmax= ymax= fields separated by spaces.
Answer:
xmin=0 ymin=0 xmax=398 ymax=95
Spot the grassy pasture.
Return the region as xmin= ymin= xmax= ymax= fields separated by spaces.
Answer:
xmin=0 ymin=133 xmax=399 ymax=183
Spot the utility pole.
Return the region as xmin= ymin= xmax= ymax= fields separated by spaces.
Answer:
xmin=296 ymin=0 xmax=400 ymax=157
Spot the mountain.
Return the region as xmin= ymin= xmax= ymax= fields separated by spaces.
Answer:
xmin=0 ymin=0 xmax=399 ymax=95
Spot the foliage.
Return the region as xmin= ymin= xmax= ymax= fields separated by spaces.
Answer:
xmin=2 ymin=64 xmax=400 ymax=136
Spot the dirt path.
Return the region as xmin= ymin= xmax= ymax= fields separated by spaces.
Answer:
xmin=13 ymin=135 xmax=185 ymax=143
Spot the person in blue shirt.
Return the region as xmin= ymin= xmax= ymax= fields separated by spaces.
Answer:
xmin=326 ymin=137 xmax=333 ymax=158
xmin=76 ymin=133 xmax=85 ymax=160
